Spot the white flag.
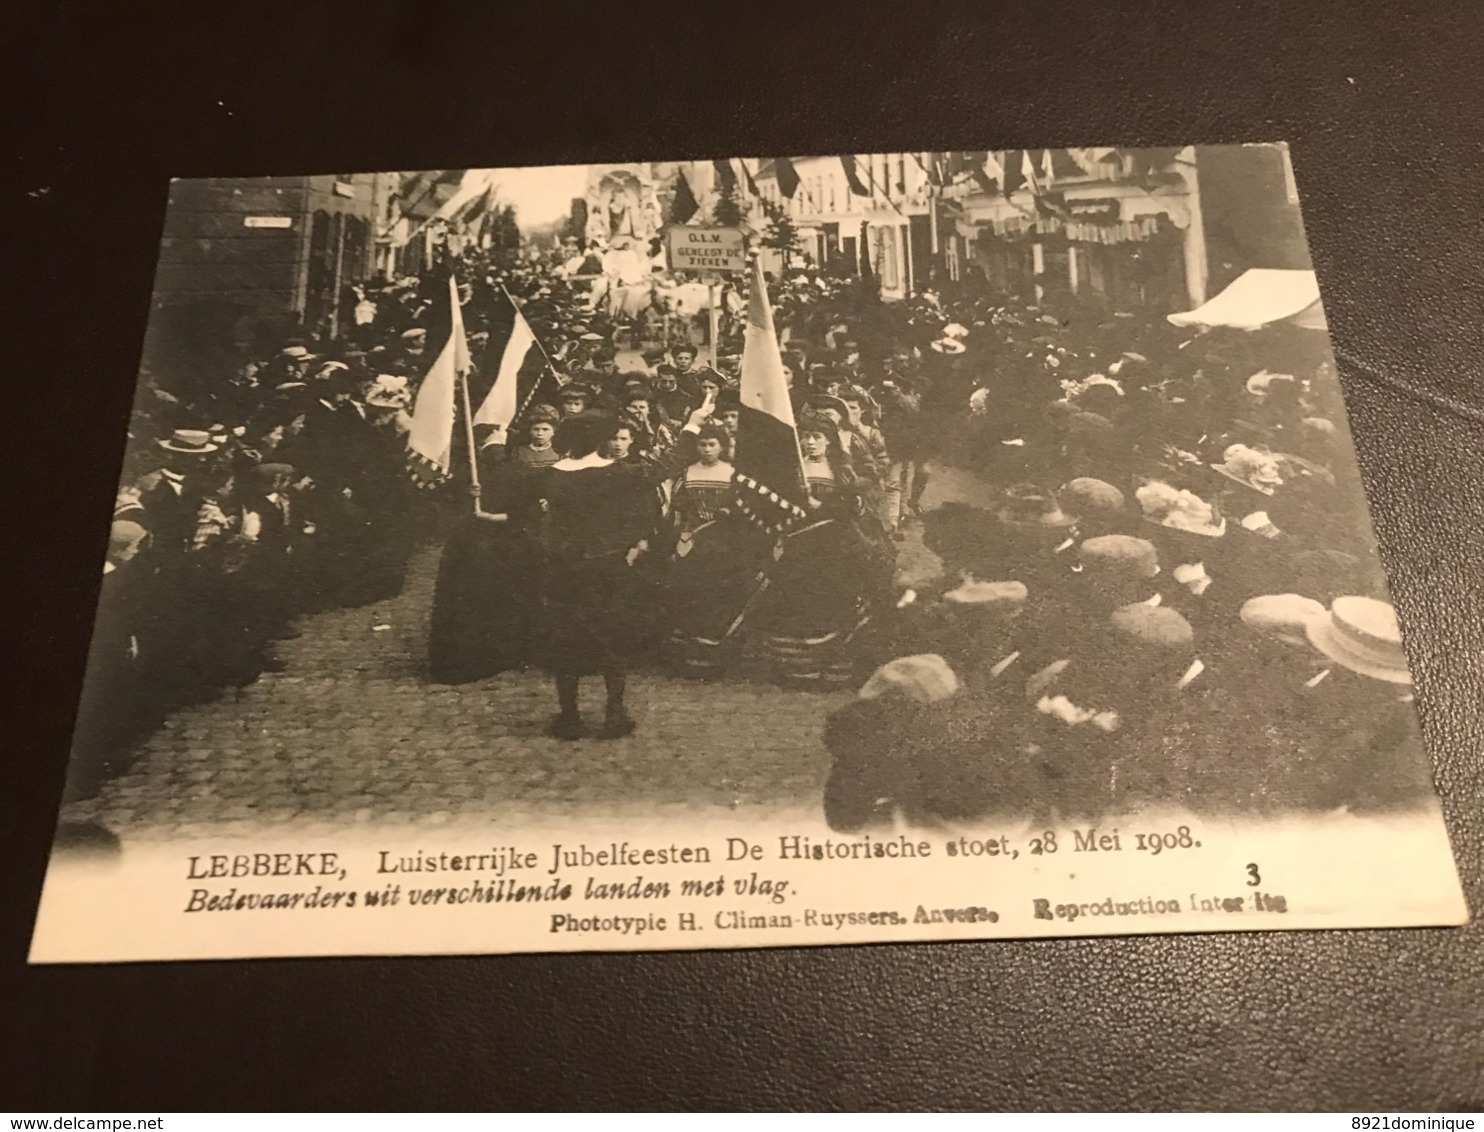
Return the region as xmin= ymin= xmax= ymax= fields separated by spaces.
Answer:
xmin=406 ymin=275 xmax=469 ymax=482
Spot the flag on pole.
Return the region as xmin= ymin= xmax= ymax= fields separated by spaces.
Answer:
xmin=740 ymin=159 xmax=760 ymax=196
xmin=396 ymin=169 xmax=466 ymax=224
xmin=671 ymin=170 xmax=700 ymax=223
xmin=733 ymin=256 xmax=809 ymax=533
xmin=969 ymin=151 xmax=998 ymax=194
xmin=774 ymin=156 xmax=801 ymax=199
xmin=1002 ymin=150 xmax=1025 ymax=196
xmin=840 ymin=155 xmax=871 ymax=196
xmin=712 ymin=158 xmax=739 ymax=196
xmin=471 ymin=291 xmax=559 ymax=443
xmin=455 ymin=184 xmax=494 ymax=231
xmin=406 ymin=274 xmax=471 ymax=487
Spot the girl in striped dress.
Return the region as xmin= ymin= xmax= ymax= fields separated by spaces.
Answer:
xmin=659 ymin=423 xmax=759 ymax=677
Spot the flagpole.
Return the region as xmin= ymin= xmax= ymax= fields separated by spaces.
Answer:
xmin=708 ymin=279 xmax=720 ymax=366
xmin=458 ymin=364 xmax=481 ymax=512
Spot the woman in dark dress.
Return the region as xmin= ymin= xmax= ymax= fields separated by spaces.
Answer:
xmin=532 ymin=412 xmax=667 ymax=739
xmin=752 ymin=410 xmax=896 ymax=689
xmin=427 ymin=442 xmax=540 ymax=685
xmin=658 ymin=422 xmax=764 ymax=677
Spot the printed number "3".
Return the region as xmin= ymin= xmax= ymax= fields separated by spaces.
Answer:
xmin=1246 ymin=863 xmax=1261 ymax=887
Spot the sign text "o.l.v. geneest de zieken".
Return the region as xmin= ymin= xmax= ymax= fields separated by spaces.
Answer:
xmin=667 ymin=226 xmax=747 ymax=272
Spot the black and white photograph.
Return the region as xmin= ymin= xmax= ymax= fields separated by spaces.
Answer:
xmin=30 ymin=144 xmax=1465 ymax=963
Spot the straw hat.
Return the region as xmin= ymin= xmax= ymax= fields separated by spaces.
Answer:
xmin=1240 ymin=594 xmax=1325 ymax=647
xmin=1136 ymin=482 xmax=1225 ymax=538
xmin=108 ymin=519 xmax=149 ymax=557
xmin=1304 ymin=596 xmax=1412 ymax=684
xmin=156 ymin=429 xmax=219 ymax=455
xmin=363 ymin=374 xmax=411 ymax=408
xmin=857 ymin=654 xmax=960 ymax=705
xmin=1210 ymin=444 xmax=1283 ymax=495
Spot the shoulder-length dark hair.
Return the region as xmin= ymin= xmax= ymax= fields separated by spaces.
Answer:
xmin=554 ymin=411 xmax=623 ymax=458
xmin=796 ymin=411 xmax=859 ymax=488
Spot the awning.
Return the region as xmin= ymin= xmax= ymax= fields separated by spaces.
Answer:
xmin=1169 ymin=268 xmax=1326 ymax=331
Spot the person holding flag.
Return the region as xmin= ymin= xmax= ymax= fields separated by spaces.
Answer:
xmin=726 ymin=254 xmax=895 ymax=689
xmin=419 ymin=272 xmax=551 ymax=685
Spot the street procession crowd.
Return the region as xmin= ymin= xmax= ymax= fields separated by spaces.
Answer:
xmin=75 ymin=234 xmax=1435 ymax=831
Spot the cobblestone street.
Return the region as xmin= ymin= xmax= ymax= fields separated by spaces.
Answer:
xmin=62 ymin=544 xmax=864 ymax=841
xmin=59 ymin=459 xmax=989 ymax=842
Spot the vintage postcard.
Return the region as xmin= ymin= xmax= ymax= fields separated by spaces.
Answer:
xmin=30 ymin=144 xmax=1466 ymax=963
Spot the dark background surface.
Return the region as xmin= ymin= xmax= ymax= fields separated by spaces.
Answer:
xmin=2 ymin=2 xmax=1482 ymax=1111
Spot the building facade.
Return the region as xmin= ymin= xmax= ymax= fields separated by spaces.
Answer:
xmin=650 ymin=146 xmax=1304 ymax=314
xmin=653 ymin=154 xmax=937 ymax=300
xmin=148 ymin=173 xmax=381 ymax=380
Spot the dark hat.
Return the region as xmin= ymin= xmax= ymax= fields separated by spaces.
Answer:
xmin=654 ymin=363 xmax=679 ymax=379
xmin=796 ymin=410 xmax=838 ymax=438
xmin=526 ymin=403 xmax=562 ymax=426
xmin=559 ymin=380 xmax=594 ymax=402
xmin=621 ymin=382 xmax=655 ymax=403
xmin=715 ymin=388 xmax=742 ymax=412
xmin=251 ymin=461 xmax=296 ymax=483
xmin=806 ymin=394 xmax=851 ymax=422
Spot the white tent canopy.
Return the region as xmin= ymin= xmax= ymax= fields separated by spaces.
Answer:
xmin=1169 ymin=268 xmax=1327 ymax=331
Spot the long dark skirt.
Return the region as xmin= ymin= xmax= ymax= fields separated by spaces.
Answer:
xmin=428 ymin=518 xmax=535 ymax=685
xmin=535 ymin=552 xmax=659 ymax=677
xmin=751 ymin=520 xmax=890 ymax=689
xmin=660 ymin=524 xmax=764 ymax=678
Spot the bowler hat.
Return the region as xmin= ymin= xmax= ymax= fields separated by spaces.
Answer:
xmin=1109 ymin=603 xmax=1195 ymax=650
xmin=1059 ymin=478 xmax=1126 ymax=518
xmin=857 ymin=654 xmax=959 ymax=705
xmin=1079 ymin=535 xmax=1160 ymax=581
